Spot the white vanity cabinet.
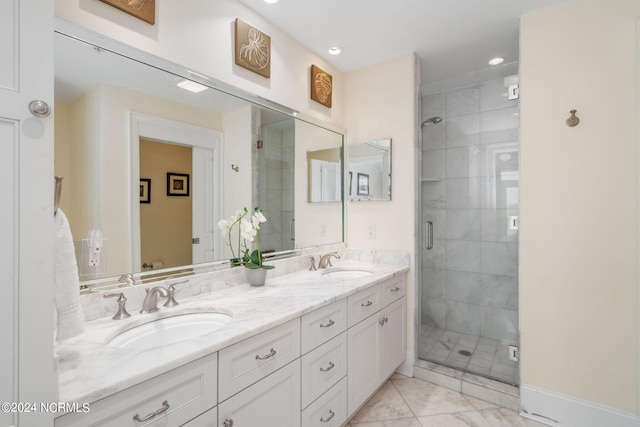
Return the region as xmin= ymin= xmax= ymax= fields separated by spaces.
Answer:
xmin=55 ymin=353 xmax=218 ymax=427
xmin=57 ymin=271 xmax=407 ymax=427
xmin=347 ymin=277 xmax=406 ymax=416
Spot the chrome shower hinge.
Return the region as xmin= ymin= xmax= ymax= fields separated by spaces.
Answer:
xmin=508 ymin=345 xmax=520 ymax=362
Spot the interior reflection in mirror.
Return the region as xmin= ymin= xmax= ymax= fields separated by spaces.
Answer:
xmin=307 ymin=147 xmax=342 ymax=203
xmin=253 ymin=112 xmax=296 ymax=253
xmin=295 ymin=120 xmax=344 ymax=248
xmin=53 ymin=27 xmax=345 ymax=288
xmin=348 ymin=138 xmax=392 ymax=201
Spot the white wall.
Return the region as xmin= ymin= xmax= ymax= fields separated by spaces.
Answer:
xmin=344 ymin=53 xmax=418 ymax=361
xmin=520 ymin=0 xmax=639 ymax=417
xmin=55 ymin=0 xmax=344 ymax=128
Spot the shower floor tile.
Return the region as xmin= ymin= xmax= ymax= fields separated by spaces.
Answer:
xmin=419 ymin=325 xmax=519 ymax=385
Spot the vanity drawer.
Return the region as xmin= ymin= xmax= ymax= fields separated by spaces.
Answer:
xmin=301 ymin=377 xmax=347 ymax=427
xmin=347 ymin=284 xmax=381 ymax=327
xmin=380 ymin=276 xmax=405 ymax=306
xmin=55 ymin=353 xmax=217 ymax=427
xmin=301 ymin=332 xmax=347 ymax=408
xmin=218 ymin=318 xmax=301 ymax=402
xmin=300 ymin=298 xmax=347 ymax=354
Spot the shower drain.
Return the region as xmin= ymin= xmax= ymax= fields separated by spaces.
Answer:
xmin=458 ymin=350 xmax=473 ymax=357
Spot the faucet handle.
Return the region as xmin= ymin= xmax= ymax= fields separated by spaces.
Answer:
xmin=164 ymin=279 xmax=188 ymax=307
xmin=103 ymin=292 xmax=131 ymax=320
xmin=309 ymin=256 xmax=317 ymax=271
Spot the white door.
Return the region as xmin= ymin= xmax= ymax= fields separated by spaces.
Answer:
xmin=0 ymin=1 xmax=54 ymax=426
xmin=192 ymin=146 xmax=215 ymax=264
xmin=381 ymin=299 xmax=406 ymax=379
xmin=347 ymin=314 xmax=382 ymax=416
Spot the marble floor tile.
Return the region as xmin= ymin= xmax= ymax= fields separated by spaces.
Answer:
xmin=348 ymin=419 xmax=423 ymax=427
xmin=392 ymin=377 xmax=477 ymax=416
xmin=350 ymin=381 xmax=414 ymax=423
xmin=416 ymin=411 xmax=493 ymax=427
xmin=345 ymin=373 xmax=543 ymax=427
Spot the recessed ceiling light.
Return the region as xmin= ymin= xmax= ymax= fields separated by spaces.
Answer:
xmin=176 ymin=80 xmax=208 ymax=93
xmin=264 ymin=0 xmax=278 ymax=3
xmin=328 ymin=46 xmax=342 ymax=56
xmin=488 ymin=57 xmax=504 ymax=66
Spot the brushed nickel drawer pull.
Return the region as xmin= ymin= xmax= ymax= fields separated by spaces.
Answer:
xmin=391 ymin=286 xmax=401 ymax=292
xmin=320 ymin=319 xmax=335 ymax=328
xmin=320 ymin=361 xmax=335 ymax=372
xmin=133 ymin=400 xmax=169 ymax=422
xmin=361 ymin=300 xmax=373 ymax=307
xmin=255 ymin=348 xmax=277 ymax=361
xmin=320 ymin=409 xmax=335 ymax=423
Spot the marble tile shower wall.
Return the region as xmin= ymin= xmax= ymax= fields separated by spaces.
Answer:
xmin=421 ymin=78 xmax=520 ymax=344
xmin=255 ymin=124 xmax=295 ymax=253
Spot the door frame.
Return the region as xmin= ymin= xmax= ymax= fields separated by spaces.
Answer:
xmin=129 ymin=112 xmax=223 ymax=272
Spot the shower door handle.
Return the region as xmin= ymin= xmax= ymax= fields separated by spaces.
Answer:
xmin=425 ymin=221 xmax=434 ymax=250
xmin=290 ymin=218 xmax=295 ymax=241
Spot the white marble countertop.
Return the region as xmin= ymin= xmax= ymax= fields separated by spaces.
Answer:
xmin=55 ymin=258 xmax=409 ymax=406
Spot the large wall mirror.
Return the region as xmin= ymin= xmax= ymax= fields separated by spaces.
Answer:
xmin=348 ymin=138 xmax=392 ymax=201
xmin=54 ymin=22 xmax=344 ymax=289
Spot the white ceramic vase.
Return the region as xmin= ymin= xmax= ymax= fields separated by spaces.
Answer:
xmin=245 ymin=267 xmax=267 ymax=286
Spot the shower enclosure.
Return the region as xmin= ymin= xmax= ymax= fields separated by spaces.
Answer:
xmin=418 ymin=70 xmax=520 ymax=385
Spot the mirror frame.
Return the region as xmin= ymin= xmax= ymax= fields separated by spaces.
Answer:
xmin=54 ymin=19 xmax=347 ymax=291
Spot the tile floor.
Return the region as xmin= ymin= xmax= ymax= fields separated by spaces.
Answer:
xmin=345 ymin=374 xmax=546 ymax=427
xmin=419 ymin=326 xmax=519 ymax=385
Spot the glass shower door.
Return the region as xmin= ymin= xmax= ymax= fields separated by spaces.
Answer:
xmin=418 ymin=76 xmax=520 ymax=385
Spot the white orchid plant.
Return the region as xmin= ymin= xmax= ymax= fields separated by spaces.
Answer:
xmin=218 ymin=207 xmax=274 ymax=270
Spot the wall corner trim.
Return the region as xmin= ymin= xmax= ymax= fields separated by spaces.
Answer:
xmin=520 ymin=384 xmax=639 ymax=427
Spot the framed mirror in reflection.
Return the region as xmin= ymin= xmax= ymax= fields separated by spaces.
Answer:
xmin=53 ymin=23 xmax=344 ymax=289
xmin=348 ymin=138 xmax=392 ymax=201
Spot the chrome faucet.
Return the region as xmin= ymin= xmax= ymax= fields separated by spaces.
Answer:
xmin=318 ymin=252 xmax=340 ymax=269
xmin=140 ymin=286 xmax=169 ymax=314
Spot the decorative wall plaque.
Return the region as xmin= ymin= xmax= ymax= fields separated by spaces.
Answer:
xmin=311 ymin=64 xmax=332 ymax=108
xmin=235 ymin=19 xmax=271 ymax=78
xmin=100 ymin=0 xmax=155 ymax=25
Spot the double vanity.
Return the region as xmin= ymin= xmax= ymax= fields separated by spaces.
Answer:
xmin=54 ymin=249 xmax=409 ymax=427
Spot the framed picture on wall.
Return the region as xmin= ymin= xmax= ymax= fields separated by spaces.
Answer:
xmin=234 ymin=18 xmax=271 ymax=78
xmin=310 ymin=64 xmax=332 ymax=108
xmin=140 ymin=178 xmax=151 ymax=203
xmin=99 ymin=0 xmax=155 ymax=25
xmin=167 ymin=172 xmax=190 ymax=197
xmin=357 ymin=173 xmax=369 ymax=196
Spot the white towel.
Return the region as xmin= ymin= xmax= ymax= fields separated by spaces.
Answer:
xmin=54 ymin=209 xmax=85 ymax=342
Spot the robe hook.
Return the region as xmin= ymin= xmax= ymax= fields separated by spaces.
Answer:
xmin=566 ymin=109 xmax=580 ymax=127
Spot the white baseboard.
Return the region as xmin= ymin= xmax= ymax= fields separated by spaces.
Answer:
xmin=395 ymin=351 xmax=415 ymax=377
xmin=520 ymin=384 xmax=639 ymax=427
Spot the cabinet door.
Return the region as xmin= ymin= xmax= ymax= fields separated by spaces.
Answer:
xmin=218 ymin=360 xmax=301 ymax=427
xmin=381 ymin=298 xmax=406 ymax=379
xmin=347 ymin=314 xmax=382 ymax=416
xmin=0 ymin=1 xmax=54 ymax=427
xmin=181 ymin=407 xmax=217 ymax=427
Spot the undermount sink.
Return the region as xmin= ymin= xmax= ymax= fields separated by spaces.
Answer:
xmin=321 ymin=268 xmax=373 ymax=279
xmin=107 ymin=309 xmax=233 ymax=350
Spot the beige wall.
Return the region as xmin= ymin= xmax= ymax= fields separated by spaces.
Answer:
xmin=140 ymin=139 xmax=192 ymax=270
xmin=520 ymin=0 xmax=639 ymax=412
xmin=344 ymin=53 xmax=418 ymax=359
xmin=55 ymin=0 xmax=344 ymax=128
